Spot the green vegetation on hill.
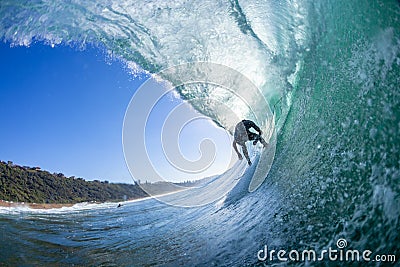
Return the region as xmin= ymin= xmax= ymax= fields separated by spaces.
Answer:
xmin=0 ymin=161 xmax=148 ymax=204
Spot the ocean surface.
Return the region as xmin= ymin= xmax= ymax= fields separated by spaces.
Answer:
xmin=1 ymin=0 xmax=399 ymax=266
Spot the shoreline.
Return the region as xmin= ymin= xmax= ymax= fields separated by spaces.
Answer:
xmin=0 ymin=200 xmax=76 ymax=209
xmin=0 ymin=189 xmax=189 ymax=210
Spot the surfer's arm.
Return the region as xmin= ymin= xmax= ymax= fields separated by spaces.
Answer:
xmin=250 ymin=121 xmax=262 ymax=135
xmin=232 ymin=141 xmax=243 ymax=160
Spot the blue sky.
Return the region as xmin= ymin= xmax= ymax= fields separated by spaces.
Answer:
xmin=0 ymin=43 xmax=143 ymax=183
xmin=0 ymin=42 xmax=233 ymax=184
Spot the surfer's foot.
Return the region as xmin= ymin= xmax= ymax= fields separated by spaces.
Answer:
xmin=247 ymin=160 xmax=252 ymax=166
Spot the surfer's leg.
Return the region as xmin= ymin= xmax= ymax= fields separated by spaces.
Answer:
xmin=242 ymin=145 xmax=252 ymax=166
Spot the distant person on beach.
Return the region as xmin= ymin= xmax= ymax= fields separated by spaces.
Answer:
xmin=233 ymin=119 xmax=268 ymax=166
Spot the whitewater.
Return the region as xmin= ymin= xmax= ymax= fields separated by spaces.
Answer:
xmin=1 ymin=0 xmax=399 ymax=266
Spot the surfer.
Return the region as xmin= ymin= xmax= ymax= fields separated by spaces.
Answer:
xmin=233 ymin=120 xmax=268 ymax=166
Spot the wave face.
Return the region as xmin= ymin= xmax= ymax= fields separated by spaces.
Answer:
xmin=1 ymin=0 xmax=307 ymax=127
xmin=1 ymin=0 xmax=400 ymax=265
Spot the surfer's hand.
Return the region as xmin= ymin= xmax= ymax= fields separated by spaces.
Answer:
xmin=238 ymin=154 xmax=243 ymax=160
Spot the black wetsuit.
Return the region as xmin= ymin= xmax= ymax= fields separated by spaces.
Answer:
xmin=234 ymin=120 xmax=262 ymax=145
xmin=233 ymin=119 xmax=267 ymax=165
